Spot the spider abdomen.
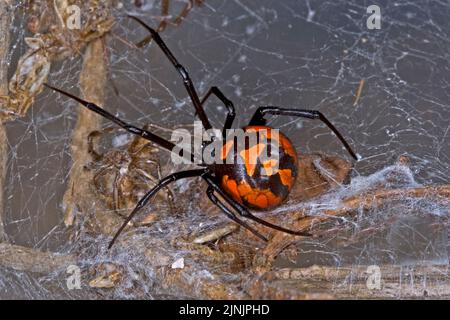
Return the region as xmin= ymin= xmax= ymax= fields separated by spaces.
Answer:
xmin=214 ymin=126 xmax=298 ymax=210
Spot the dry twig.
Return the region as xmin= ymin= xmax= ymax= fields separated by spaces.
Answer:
xmin=0 ymin=0 xmax=12 ymax=242
xmin=254 ymin=185 xmax=450 ymax=273
xmin=0 ymin=243 xmax=76 ymax=273
xmin=260 ymin=264 xmax=450 ymax=299
xmin=62 ymin=37 xmax=111 ymax=229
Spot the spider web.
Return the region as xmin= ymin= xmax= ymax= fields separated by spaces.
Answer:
xmin=1 ymin=0 xmax=449 ymax=299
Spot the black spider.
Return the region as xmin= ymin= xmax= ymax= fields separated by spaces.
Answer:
xmin=45 ymin=16 xmax=357 ymax=249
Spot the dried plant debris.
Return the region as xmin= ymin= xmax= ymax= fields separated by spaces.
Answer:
xmin=84 ymin=127 xmax=174 ymax=220
xmin=89 ymin=263 xmax=123 ymax=288
xmin=135 ymin=0 xmax=204 ymax=47
xmin=0 ymin=0 xmax=115 ymax=121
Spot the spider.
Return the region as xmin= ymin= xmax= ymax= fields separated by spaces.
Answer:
xmin=85 ymin=125 xmax=174 ymax=218
xmin=45 ymin=15 xmax=358 ymax=249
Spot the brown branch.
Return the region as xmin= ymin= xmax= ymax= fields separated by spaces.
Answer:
xmin=258 ymin=264 xmax=450 ymax=299
xmin=62 ymin=37 xmax=108 ymax=228
xmin=157 ymin=267 xmax=246 ymax=299
xmin=0 ymin=243 xmax=76 ymax=273
xmin=0 ymin=125 xmax=6 ymax=242
xmin=254 ymin=185 xmax=450 ymax=273
xmin=272 ymin=264 xmax=450 ymax=281
xmin=0 ymin=0 xmax=12 ymax=242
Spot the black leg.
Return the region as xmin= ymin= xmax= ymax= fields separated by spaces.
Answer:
xmin=129 ymin=15 xmax=212 ymax=132
xmin=203 ymin=175 xmax=312 ymax=238
xmin=108 ymin=169 xmax=207 ymax=249
xmin=200 ymin=87 xmax=235 ymax=138
xmin=206 ymin=187 xmax=267 ymax=242
xmin=44 ymin=84 xmax=184 ymax=158
xmin=249 ymin=106 xmax=358 ymax=160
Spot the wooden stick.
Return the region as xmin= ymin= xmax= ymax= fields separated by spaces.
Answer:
xmin=62 ymin=38 xmax=108 ymax=227
xmin=256 ymin=264 xmax=450 ymax=299
xmin=0 ymin=0 xmax=12 ymax=242
xmin=255 ymin=185 xmax=450 ymax=273
xmin=0 ymin=243 xmax=76 ymax=273
xmin=272 ymin=264 xmax=450 ymax=281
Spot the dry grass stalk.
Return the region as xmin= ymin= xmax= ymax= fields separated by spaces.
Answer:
xmin=0 ymin=0 xmax=12 ymax=242
xmin=62 ymin=37 xmax=108 ymax=228
xmin=264 ymin=264 xmax=450 ymax=299
xmin=353 ymin=79 xmax=365 ymax=106
xmin=254 ymin=185 xmax=450 ymax=274
xmin=0 ymin=243 xmax=76 ymax=273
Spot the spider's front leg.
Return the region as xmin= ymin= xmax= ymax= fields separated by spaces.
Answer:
xmin=44 ymin=84 xmax=178 ymax=155
xmin=249 ymin=106 xmax=358 ymax=160
xmin=129 ymin=15 xmax=212 ymax=132
xmin=200 ymin=87 xmax=235 ymax=138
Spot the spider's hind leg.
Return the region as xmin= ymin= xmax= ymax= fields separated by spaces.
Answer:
xmin=108 ymin=169 xmax=207 ymax=249
xmin=206 ymin=187 xmax=267 ymax=242
xmin=203 ymin=175 xmax=312 ymax=240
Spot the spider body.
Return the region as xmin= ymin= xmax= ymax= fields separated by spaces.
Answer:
xmin=45 ymin=16 xmax=358 ymax=248
xmin=213 ymin=125 xmax=298 ymax=210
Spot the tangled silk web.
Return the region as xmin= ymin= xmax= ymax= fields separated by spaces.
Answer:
xmin=1 ymin=0 xmax=449 ymax=298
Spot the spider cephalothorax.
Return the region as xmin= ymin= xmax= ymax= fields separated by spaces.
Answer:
xmin=45 ymin=15 xmax=358 ymax=249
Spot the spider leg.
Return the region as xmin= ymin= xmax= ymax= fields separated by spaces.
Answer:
xmin=128 ymin=131 xmax=176 ymax=211
xmin=44 ymin=84 xmax=181 ymax=157
xmin=128 ymin=15 xmax=213 ymax=132
xmin=134 ymin=162 xmax=176 ymax=213
xmin=108 ymin=168 xmax=207 ymax=249
xmin=206 ymin=186 xmax=267 ymax=242
xmin=151 ymin=159 xmax=176 ymax=213
xmin=200 ymin=87 xmax=235 ymax=138
xmin=203 ymin=175 xmax=312 ymax=238
xmin=248 ymin=106 xmax=358 ymax=160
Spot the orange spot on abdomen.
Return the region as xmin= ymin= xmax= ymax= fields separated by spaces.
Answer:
xmin=221 ymin=175 xmax=242 ymax=203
